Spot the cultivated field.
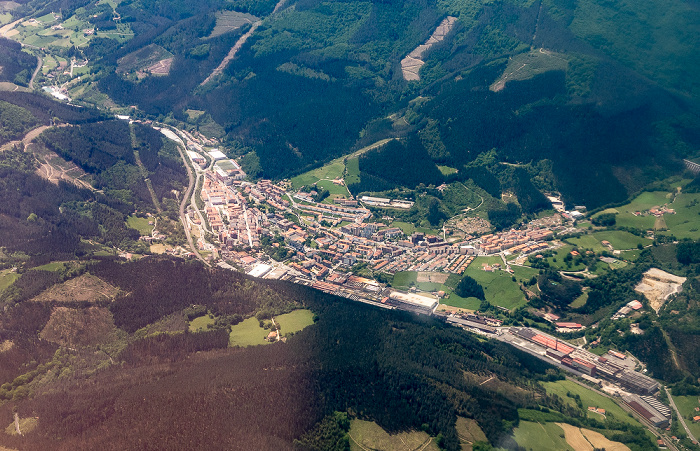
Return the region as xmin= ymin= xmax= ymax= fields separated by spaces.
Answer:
xmin=455 ymin=416 xmax=487 ymax=445
xmin=116 ymin=44 xmax=174 ymax=75
xmin=348 ymin=419 xmax=439 ymax=451
xmin=580 ymin=427 xmax=630 ymax=451
xmin=556 ymin=423 xmax=629 ymax=451
xmin=4 ymin=416 xmax=37 ymax=436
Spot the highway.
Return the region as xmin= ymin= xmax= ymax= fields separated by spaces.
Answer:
xmin=174 ymin=135 xmax=209 ymax=266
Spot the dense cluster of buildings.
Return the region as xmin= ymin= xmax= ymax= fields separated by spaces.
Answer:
xmin=477 ymin=229 xmax=554 ymax=255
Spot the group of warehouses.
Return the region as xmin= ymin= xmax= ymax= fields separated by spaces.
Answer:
xmin=510 ymin=327 xmax=671 ymax=427
xmin=512 ymin=328 xmax=659 ymax=393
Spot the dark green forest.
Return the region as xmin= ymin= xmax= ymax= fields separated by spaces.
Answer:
xmin=0 ymin=38 xmax=37 ymax=87
xmin=0 ymin=256 xmax=568 ymax=450
xmin=52 ymin=0 xmax=700 ymax=210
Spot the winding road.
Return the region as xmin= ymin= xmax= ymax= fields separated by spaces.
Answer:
xmin=666 ymin=386 xmax=698 ymax=444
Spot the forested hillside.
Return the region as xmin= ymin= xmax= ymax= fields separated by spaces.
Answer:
xmin=40 ymin=0 xmax=697 ymax=209
xmin=0 ymin=256 xmax=573 ymax=450
xmin=0 ymin=38 xmax=37 ymax=87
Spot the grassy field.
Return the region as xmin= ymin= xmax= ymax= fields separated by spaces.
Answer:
xmin=275 ymin=309 xmax=314 ymax=335
xmin=344 ymin=157 xmax=361 ymax=186
xmin=491 ymin=49 xmax=568 ymax=91
xmin=438 ymin=165 xmax=458 ymax=176
xmin=669 ymin=394 xmax=700 ymax=439
xmin=658 ymin=192 xmax=700 ymax=239
xmin=592 ymin=191 xmax=700 ymax=240
xmin=229 ymin=317 xmax=270 ymax=347
xmin=316 ymin=179 xmax=350 ymax=201
xmin=189 ymin=315 xmax=216 ymax=332
xmin=565 ymin=234 xmax=607 ymax=253
xmin=33 ymin=262 xmax=67 ymax=272
xmin=390 ymin=221 xmax=440 ymax=236
xmin=535 ymin=245 xmax=587 ymax=272
xmin=348 ymin=419 xmax=439 ymax=451
xmin=542 ymin=380 xmax=641 ymax=427
xmin=462 ymin=258 xmax=530 ymax=310
xmin=393 ymin=271 xmax=482 ymax=310
xmin=291 ymin=157 xmax=346 ymax=189
xmin=570 ymin=292 xmax=588 ymax=309
xmin=511 ymin=421 xmax=572 ymax=451
xmin=619 ymin=249 xmax=641 ymax=261
xmin=150 ymin=243 xmax=167 ymax=254
xmin=512 ymin=265 xmax=539 ymax=283
xmin=592 ymin=230 xmax=651 ymax=250
xmin=127 ymin=215 xmax=154 ymax=235
xmin=0 ymin=270 xmax=19 ymax=294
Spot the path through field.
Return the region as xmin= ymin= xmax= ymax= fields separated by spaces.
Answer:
xmin=129 ymin=123 xmax=162 ymax=213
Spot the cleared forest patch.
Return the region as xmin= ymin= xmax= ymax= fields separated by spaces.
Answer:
xmin=208 ymin=10 xmax=258 ymax=38
xmin=31 ymin=273 xmax=120 ymax=303
xmin=39 ymin=306 xmax=119 ymax=347
xmin=400 ymin=16 xmax=457 ymax=81
xmin=116 ymin=44 xmax=174 ymax=76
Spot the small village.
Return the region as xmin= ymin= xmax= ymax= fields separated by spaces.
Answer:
xmin=145 ymin=125 xmax=587 ymax=319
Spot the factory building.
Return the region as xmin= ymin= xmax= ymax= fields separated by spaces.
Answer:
xmin=622 ymin=394 xmax=671 ymax=427
xmin=615 ymin=370 xmax=659 ymax=395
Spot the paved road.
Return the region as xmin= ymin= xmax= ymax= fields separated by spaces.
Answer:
xmin=666 ymin=386 xmax=698 ymax=443
xmin=29 ymin=55 xmax=42 ymax=90
xmin=175 ymin=139 xmax=209 ymax=266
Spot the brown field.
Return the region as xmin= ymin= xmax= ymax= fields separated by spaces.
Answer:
xmin=435 ymin=304 xmax=475 ymax=314
xmin=0 ymin=340 xmax=12 ymax=352
xmin=556 ymin=423 xmax=629 ymax=451
xmin=39 ymin=307 xmax=118 ymax=347
xmin=144 ymin=57 xmax=173 ymax=75
xmin=348 ymin=419 xmax=439 ymax=451
xmin=556 ymin=423 xmax=593 ymax=451
xmin=455 ymin=417 xmax=487 ymax=444
xmin=31 ymin=273 xmax=119 ymax=303
xmin=581 ymin=429 xmax=629 ymax=451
